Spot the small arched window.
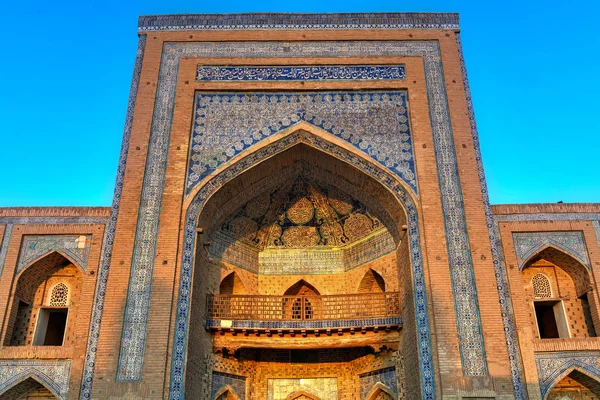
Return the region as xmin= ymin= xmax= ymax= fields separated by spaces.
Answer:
xmin=48 ymin=282 xmax=69 ymax=307
xmin=532 ymin=273 xmax=552 ymax=298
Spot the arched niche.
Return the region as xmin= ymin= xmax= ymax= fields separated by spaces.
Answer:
xmin=172 ymin=132 xmax=432 ymax=399
xmin=219 ymin=272 xmax=247 ymax=295
xmin=3 ymin=251 xmax=83 ymax=347
xmin=0 ymin=376 xmax=60 ymax=399
xmin=544 ymin=367 xmax=600 ymax=400
xmin=522 ymin=245 xmax=597 ymax=339
xmin=358 ymin=269 xmax=386 ymax=293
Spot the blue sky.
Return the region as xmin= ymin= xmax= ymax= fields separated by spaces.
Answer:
xmin=0 ymin=0 xmax=598 ymax=206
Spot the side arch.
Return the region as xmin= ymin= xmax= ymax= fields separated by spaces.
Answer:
xmin=0 ymin=372 xmax=64 ymax=400
xmin=16 ymin=249 xmax=85 ymax=278
xmin=365 ymin=382 xmax=397 ymax=400
xmin=169 ymin=129 xmax=435 ymax=399
xmin=542 ymin=363 xmax=600 ymax=399
xmin=520 ymin=242 xmax=590 ymax=272
xmin=212 ymin=384 xmax=242 ymax=400
xmin=284 ymin=390 xmax=322 ymax=400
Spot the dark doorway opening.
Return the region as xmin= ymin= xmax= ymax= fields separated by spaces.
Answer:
xmin=534 ymin=300 xmax=569 ymax=339
xmin=33 ymin=308 xmax=68 ymax=346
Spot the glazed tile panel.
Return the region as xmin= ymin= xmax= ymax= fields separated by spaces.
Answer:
xmin=17 ymin=235 xmax=92 ymax=273
xmin=196 ymin=65 xmax=406 ymax=81
xmin=187 ymin=91 xmax=417 ymax=195
xmin=118 ymin=40 xmax=486 ymax=388
xmin=0 ymin=360 xmax=71 ymax=400
xmin=512 ymin=231 xmax=591 ymax=269
xmin=359 ymin=367 xmax=398 ymax=399
xmin=535 ymin=352 xmax=600 ymax=398
xmin=211 ymin=371 xmax=246 ymax=400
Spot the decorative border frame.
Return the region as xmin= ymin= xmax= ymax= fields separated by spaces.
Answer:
xmin=0 ymin=216 xmax=108 ymax=277
xmin=535 ymin=351 xmax=600 ymax=398
xmin=116 ymin=39 xmax=487 ymax=383
xmin=170 ymin=130 xmax=435 ymax=399
xmin=138 ymin=13 xmax=459 ymax=32
xmin=78 ymin=34 xmax=147 ymax=399
xmin=16 ymin=235 xmax=92 ymax=273
xmin=0 ymin=360 xmax=71 ymax=400
xmin=456 ymin=32 xmax=531 ymax=398
xmin=196 ymin=65 xmax=406 ymax=81
xmin=512 ymin=231 xmax=591 ymax=269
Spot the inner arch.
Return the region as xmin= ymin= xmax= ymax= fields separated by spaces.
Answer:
xmin=173 ymin=135 xmax=432 ymax=399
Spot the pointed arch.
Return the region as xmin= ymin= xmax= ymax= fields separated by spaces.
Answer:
xmin=283 ymin=389 xmax=322 ymax=400
xmin=219 ymin=272 xmax=247 ymax=295
xmin=284 ymin=280 xmax=320 ymax=296
xmin=542 ymin=364 xmax=600 ymax=399
xmin=365 ymin=382 xmax=397 ymax=400
xmin=520 ymin=242 xmax=589 ymax=272
xmin=16 ymin=249 xmax=84 ymax=279
xmin=0 ymin=373 xmax=62 ymax=399
xmin=172 ymin=129 xmax=434 ymax=399
xmin=523 ymin=245 xmax=592 ymax=297
xmin=213 ymin=384 xmax=242 ymax=400
xmin=358 ymin=269 xmax=386 ymax=293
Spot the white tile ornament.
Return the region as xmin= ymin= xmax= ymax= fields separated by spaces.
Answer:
xmin=116 ymin=35 xmax=490 ymax=392
xmin=535 ymin=352 xmax=600 ymax=398
xmin=513 ymin=231 xmax=591 ymax=269
xmin=0 ymin=360 xmax=71 ymax=400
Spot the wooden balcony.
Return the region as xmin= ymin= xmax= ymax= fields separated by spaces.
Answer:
xmin=205 ymin=292 xmax=402 ymax=335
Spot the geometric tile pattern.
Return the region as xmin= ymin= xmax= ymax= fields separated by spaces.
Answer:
xmin=79 ymin=34 xmax=147 ymax=397
xmin=267 ymin=377 xmax=337 ymax=400
xmin=0 ymin=224 xmax=13 ymax=277
xmin=197 ymin=65 xmax=406 ymax=82
xmin=187 ymin=91 xmax=417 ymax=194
xmin=138 ymin=12 xmax=460 ymax=31
xmin=211 ymin=371 xmax=246 ymax=400
xmin=16 ymin=234 xmax=91 ymax=274
xmin=170 ymin=130 xmax=434 ymax=399
xmin=455 ymin=32 xmax=527 ymax=398
xmin=359 ymin=367 xmax=398 ymax=400
xmin=0 ymin=360 xmax=71 ymax=400
xmin=513 ymin=231 xmax=590 ymax=269
xmin=535 ymin=352 xmax=600 ymax=399
xmin=120 ymin=38 xmax=486 ymax=386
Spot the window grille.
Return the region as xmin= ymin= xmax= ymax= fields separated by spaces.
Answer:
xmin=532 ymin=273 xmax=552 ymax=298
xmin=48 ymin=282 xmax=69 ymax=307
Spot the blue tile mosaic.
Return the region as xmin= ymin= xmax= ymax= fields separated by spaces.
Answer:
xmin=16 ymin=235 xmax=91 ymax=274
xmin=211 ymin=371 xmax=246 ymax=400
xmin=535 ymin=352 xmax=600 ymax=399
xmin=138 ymin=13 xmax=460 ymax=31
xmin=0 ymin=360 xmax=71 ymax=400
xmin=359 ymin=367 xmax=398 ymax=400
xmin=187 ymin=91 xmax=417 ymax=195
xmin=79 ymin=33 xmax=147 ymax=397
xmin=196 ymin=65 xmax=405 ymax=81
xmin=512 ymin=231 xmax=591 ymax=269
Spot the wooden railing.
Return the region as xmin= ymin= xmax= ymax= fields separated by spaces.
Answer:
xmin=207 ymin=292 xmax=400 ymax=321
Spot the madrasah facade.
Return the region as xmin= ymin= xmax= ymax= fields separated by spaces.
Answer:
xmin=0 ymin=12 xmax=599 ymax=400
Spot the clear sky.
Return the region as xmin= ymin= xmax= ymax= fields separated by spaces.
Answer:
xmin=0 ymin=0 xmax=598 ymax=207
